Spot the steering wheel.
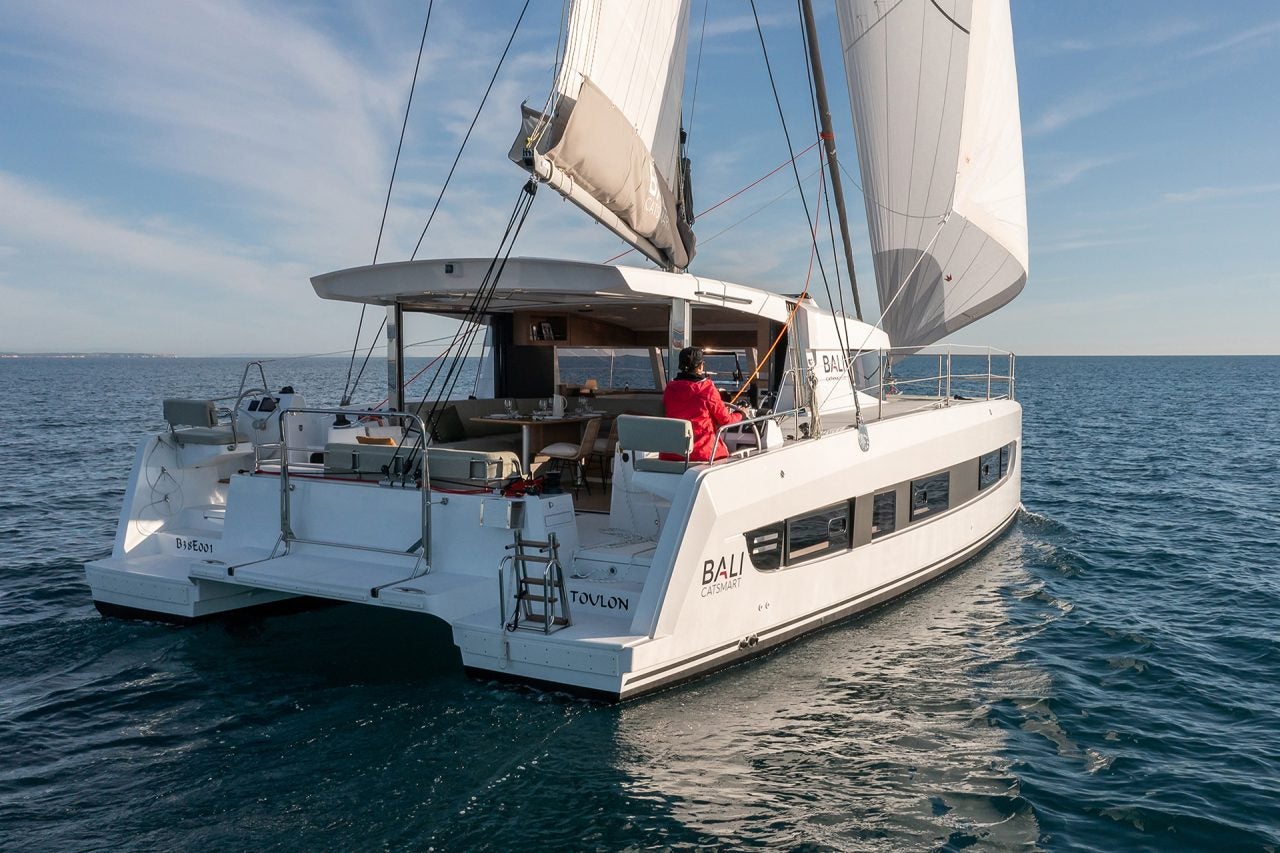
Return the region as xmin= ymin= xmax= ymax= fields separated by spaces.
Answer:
xmin=729 ymin=405 xmax=763 ymax=451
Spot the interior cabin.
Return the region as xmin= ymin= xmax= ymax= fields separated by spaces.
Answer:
xmin=308 ymin=257 xmax=866 ymax=509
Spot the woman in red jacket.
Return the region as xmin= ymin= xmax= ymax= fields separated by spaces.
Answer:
xmin=662 ymin=347 xmax=745 ymax=461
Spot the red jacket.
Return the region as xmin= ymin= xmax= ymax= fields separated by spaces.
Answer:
xmin=662 ymin=375 xmax=744 ymax=461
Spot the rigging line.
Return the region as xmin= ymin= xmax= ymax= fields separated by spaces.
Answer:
xmin=348 ymin=317 xmax=387 ymax=400
xmin=343 ymin=329 xmax=464 ymax=401
xmin=685 ymin=0 xmax=710 ymax=140
xmin=343 ymin=0 xmax=434 ymax=406
xmin=906 ymin=0 xmax=961 ymax=270
xmin=527 ymin=0 xmax=571 ymax=147
xmin=393 ymin=186 xmax=537 ymax=482
xmin=821 ymin=172 xmax=847 ymax=312
xmin=700 ymin=138 xmax=822 ymax=220
xmin=409 ymin=0 xmax=531 ymax=261
xmin=700 ymin=164 xmax=822 ymax=247
xmin=837 ymin=160 xmax=950 ymax=220
xmin=350 ymin=315 xmax=492 ymax=406
xmin=528 ymin=0 xmax=577 ymax=149
xmin=370 ymin=347 xmax=452 ymax=410
xmin=349 ymin=302 xmax=486 ymax=403
xmin=388 ymin=211 xmax=523 ymax=480
xmin=728 ymin=164 xmax=826 ymax=406
xmin=933 ymin=228 xmax=1015 ymax=321
xmin=853 ymin=212 xmax=950 ymax=355
xmin=404 ymin=333 xmax=468 ymax=350
xmin=813 ymin=213 xmax=951 ymax=412
xmin=903 ymin=0 xmax=928 ymax=272
xmin=418 ymin=185 xmax=535 ymax=426
xmin=602 ymin=139 xmax=822 ymax=264
xmin=843 ymin=0 xmax=907 ymax=50
xmin=750 ymin=0 xmax=853 ymax=394
xmin=796 ymin=0 xmax=849 ymax=326
xmin=374 ymin=0 xmax=433 ymax=268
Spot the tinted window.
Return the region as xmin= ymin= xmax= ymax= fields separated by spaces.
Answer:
xmin=910 ymin=473 xmax=950 ymax=521
xmin=556 ymin=348 xmax=658 ymax=390
xmin=786 ymin=502 xmax=851 ymax=564
xmin=745 ymin=522 xmax=784 ymax=571
xmin=979 ymin=449 xmax=1001 ymax=490
xmin=872 ymin=490 xmax=896 ymax=538
xmin=999 ymin=443 xmax=1013 ymax=478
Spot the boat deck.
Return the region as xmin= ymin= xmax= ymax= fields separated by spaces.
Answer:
xmin=828 ymin=393 xmax=996 ymax=427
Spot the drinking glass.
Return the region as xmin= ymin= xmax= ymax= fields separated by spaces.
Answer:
xmin=503 ymin=398 xmax=514 ymax=416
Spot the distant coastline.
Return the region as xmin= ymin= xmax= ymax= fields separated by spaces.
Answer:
xmin=0 ymin=352 xmax=176 ymax=359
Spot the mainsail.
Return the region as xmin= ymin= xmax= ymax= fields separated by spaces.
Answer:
xmin=836 ymin=0 xmax=1028 ymax=349
xmin=510 ymin=0 xmax=695 ymax=271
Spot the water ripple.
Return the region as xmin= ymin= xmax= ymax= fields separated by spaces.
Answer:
xmin=1 ymin=356 xmax=1278 ymax=850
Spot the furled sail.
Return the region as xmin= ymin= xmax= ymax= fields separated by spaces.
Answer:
xmin=510 ymin=0 xmax=695 ymax=271
xmin=836 ymin=0 xmax=1028 ymax=349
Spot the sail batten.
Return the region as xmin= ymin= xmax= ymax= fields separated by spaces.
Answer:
xmin=512 ymin=0 xmax=695 ymax=270
xmin=836 ymin=0 xmax=1028 ymax=350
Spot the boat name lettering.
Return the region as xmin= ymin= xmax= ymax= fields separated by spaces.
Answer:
xmin=569 ymin=591 xmax=630 ymax=612
xmin=701 ymin=552 xmax=745 ymax=598
xmin=820 ymin=353 xmax=849 ymax=375
xmin=175 ymin=537 xmax=213 ymax=554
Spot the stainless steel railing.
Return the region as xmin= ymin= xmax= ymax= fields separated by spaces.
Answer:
xmin=275 ymin=407 xmax=434 ymax=571
xmin=228 ymin=361 xmax=271 ymax=447
xmin=710 ymin=407 xmax=808 ymax=463
xmin=863 ymin=345 xmax=1016 ymax=421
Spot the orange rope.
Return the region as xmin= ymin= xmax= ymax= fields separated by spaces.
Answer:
xmin=729 ymin=149 xmax=826 ymax=405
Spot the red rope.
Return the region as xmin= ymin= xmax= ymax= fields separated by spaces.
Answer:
xmin=603 ymin=137 xmax=824 ymax=265
xmin=369 ymin=347 xmax=451 ymax=410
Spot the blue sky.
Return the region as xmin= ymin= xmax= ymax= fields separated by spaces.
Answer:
xmin=1 ymin=1 xmax=1277 ymax=356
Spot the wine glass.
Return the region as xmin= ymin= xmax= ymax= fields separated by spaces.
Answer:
xmin=503 ymin=398 xmax=514 ymax=416
xmin=538 ymin=398 xmax=549 ymax=417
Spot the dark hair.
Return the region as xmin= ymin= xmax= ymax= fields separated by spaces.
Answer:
xmin=678 ymin=346 xmax=704 ymax=373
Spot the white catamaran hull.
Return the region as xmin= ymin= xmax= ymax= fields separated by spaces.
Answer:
xmin=86 ymin=398 xmax=1019 ymax=701
xmin=86 ymin=0 xmax=1034 ymax=702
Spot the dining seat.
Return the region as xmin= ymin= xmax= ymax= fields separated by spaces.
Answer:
xmin=538 ymin=417 xmax=602 ymax=495
xmin=589 ymin=418 xmax=620 ymax=487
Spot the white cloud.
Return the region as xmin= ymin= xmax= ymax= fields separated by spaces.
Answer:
xmin=1029 ymin=19 xmax=1201 ymax=55
xmin=0 ymin=172 xmax=304 ymax=293
xmin=1161 ymin=183 xmax=1280 ymax=204
xmin=1026 ymin=82 xmax=1157 ymax=136
xmin=1032 ymin=155 xmax=1124 ymax=191
xmin=0 ymin=1 xmax=609 ymax=354
xmin=1191 ymin=19 xmax=1280 ymax=58
xmin=702 ymin=10 xmax=794 ymax=39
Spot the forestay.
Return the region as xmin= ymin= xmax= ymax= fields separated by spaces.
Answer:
xmin=836 ymin=0 xmax=1028 ymax=349
xmin=510 ymin=0 xmax=696 ymax=271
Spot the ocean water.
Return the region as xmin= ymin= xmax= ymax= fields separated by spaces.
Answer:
xmin=1 ymin=355 xmax=1277 ymax=850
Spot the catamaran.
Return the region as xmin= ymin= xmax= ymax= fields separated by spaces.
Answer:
xmin=86 ymin=0 xmax=1028 ymax=701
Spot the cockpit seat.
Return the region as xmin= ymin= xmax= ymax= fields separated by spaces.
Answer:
xmin=323 ymin=442 xmax=519 ymax=488
xmin=162 ymin=398 xmax=247 ymax=447
xmin=616 ymin=414 xmax=692 ymax=476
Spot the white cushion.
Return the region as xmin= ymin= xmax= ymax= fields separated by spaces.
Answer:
xmin=540 ymin=441 xmax=580 ymax=459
